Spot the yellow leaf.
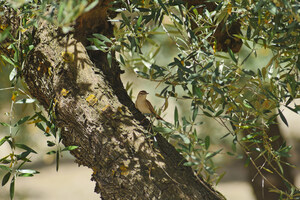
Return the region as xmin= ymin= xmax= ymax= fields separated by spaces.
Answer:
xmin=20 ymin=27 xmax=27 ymax=33
xmin=0 ymin=23 xmax=8 ymax=30
xmin=213 ymin=41 xmax=217 ymax=53
xmin=157 ymin=153 xmax=165 ymax=159
xmin=46 ymin=126 xmax=50 ymax=133
xmin=102 ymin=105 xmax=110 ymax=112
xmin=120 ymin=165 xmax=129 ymax=176
xmin=227 ymin=7 xmax=232 ymax=15
xmin=86 ymin=94 xmax=98 ymax=106
xmin=61 ymin=51 xmax=74 ymax=63
xmin=11 ymin=94 xmax=16 ymax=102
xmin=119 ymin=165 xmax=127 ymax=171
xmin=163 ymin=98 xmax=168 ymax=111
xmin=11 ymin=91 xmax=18 ymax=102
xmin=226 ymin=106 xmax=233 ymax=114
xmin=92 ymin=167 xmax=97 ymax=175
xmin=48 ymin=67 xmax=52 ymax=76
xmin=263 ymin=167 xmax=274 ymax=174
xmin=61 ymin=88 xmax=69 ymax=97
xmin=121 ymin=170 xmax=129 ymax=176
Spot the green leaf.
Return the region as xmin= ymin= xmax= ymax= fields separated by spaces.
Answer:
xmin=47 ymin=141 xmax=56 ymax=147
xmin=14 ymin=116 xmax=30 ymax=127
xmin=2 ymin=172 xmax=11 ymax=186
xmin=107 ymin=53 xmax=112 ymax=68
xmin=9 ymin=68 xmax=17 ymax=81
xmin=84 ymin=0 xmax=99 ymax=12
xmin=17 ymin=169 xmax=39 ymax=177
xmin=278 ymin=109 xmax=288 ymax=127
xmin=35 ymin=112 xmax=48 ymax=123
xmin=121 ymin=12 xmax=130 ymax=27
xmin=35 ymin=122 xmax=45 ymax=132
xmin=1 ymin=55 xmax=14 ymax=66
xmin=10 ymin=176 xmax=15 ymax=200
xmin=228 ymin=48 xmax=237 ymax=64
xmin=212 ymin=86 xmax=223 ymax=95
xmin=0 ymin=155 xmax=10 ymax=163
xmin=0 ymin=136 xmax=11 ymax=146
xmin=243 ymin=99 xmax=254 ymax=109
xmin=242 ymin=69 xmax=256 ymax=76
xmin=85 ymin=45 xmax=99 ymax=51
xmin=215 ymin=109 xmax=224 ymax=117
xmin=183 ymin=161 xmax=198 ymax=166
xmin=203 ymin=111 xmax=212 ymax=117
xmin=93 ymin=33 xmax=112 ymax=44
xmin=205 ymin=148 xmax=223 ymax=160
xmin=0 ymin=165 xmax=10 ymax=171
xmin=87 ymin=38 xmax=105 ymax=49
xmin=201 ymin=61 xmax=214 ymax=71
xmin=119 ymin=54 xmax=125 ymax=65
xmin=157 ymin=0 xmax=169 ymax=14
xmin=62 ymin=146 xmax=78 ymax=151
xmin=15 ymin=144 xmax=37 ymax=154
xmin=192 ymin=106 xmax=198 ymax=121
xmin=0 ymin=26 xmax=10 ymax=43
xmin=192 ymin=85 xmax=202 ymax=98
xmin=246 ymin=26 xmax=251 ymax=39
xmin=153 ymin=126 xmax=173 ymax=134
xmin=136 ymin=71 xmax=149 ymax=79
xmin=215 ymin=172 xmax=226 ymax=185
xmin=15 ymin=98 xmax=35 ymax=104
xmin=57 ymin=1 xmax=65 ymax=22
xmin=220 ymin=132 xmax=230 ymax=140
xmin=0 ymin=122 xmax=10 ymax=126
xmin=136 ymin=15 xmax=143 ymax=28
xmin=205 ymin=136 xmax=210 ymax=150
xmin=174 ymin=106 xmax=179 ymax=127
xmin=244 ymin=156 xmax=250 ymax=167
xmin=177 ymin=134 xmax=190 ymax=144
xmin=17 ymin=173 xmax=33 ymax=177
xmin=46 ymin=150 xmax=57 ymax=155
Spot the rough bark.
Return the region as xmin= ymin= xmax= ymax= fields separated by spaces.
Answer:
xmin=21 ymin=2 xmax=225 ymax=200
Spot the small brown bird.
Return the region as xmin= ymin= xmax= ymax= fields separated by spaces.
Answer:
xmin=135 ymin=90 xmax=163 ymax=120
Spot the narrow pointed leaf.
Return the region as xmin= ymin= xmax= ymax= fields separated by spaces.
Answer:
xmin=278 ymin=109 xmax=288 ymax=127
xmin=2 ymin=172 xmax=11 ymax=186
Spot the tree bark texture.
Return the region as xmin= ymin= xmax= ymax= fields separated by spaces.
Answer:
xmin=22 ymin=1 xmax=225 ymax=200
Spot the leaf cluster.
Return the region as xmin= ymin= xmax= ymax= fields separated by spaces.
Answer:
xmin=105 ymin=0 xmax=299 ymax=197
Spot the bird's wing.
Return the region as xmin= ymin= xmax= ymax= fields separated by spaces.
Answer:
xmin=146 ymin=100 xmax=156 ymax=114
xmin=146 ymin=100 xmax=163 ymax=120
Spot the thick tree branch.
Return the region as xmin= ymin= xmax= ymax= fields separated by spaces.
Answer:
xmin=23 ymin=15 xmax=224 ymax=200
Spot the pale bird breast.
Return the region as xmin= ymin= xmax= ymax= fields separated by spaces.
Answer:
xmin=135 ymin=99 xmax=152 ymax=114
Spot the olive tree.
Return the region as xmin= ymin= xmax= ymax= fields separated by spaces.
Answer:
xmin=0 ymin=0 xmax=299 ymax=200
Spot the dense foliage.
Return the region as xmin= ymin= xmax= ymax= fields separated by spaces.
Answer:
xmin=0 ymin=0 xmax=299 ymax=199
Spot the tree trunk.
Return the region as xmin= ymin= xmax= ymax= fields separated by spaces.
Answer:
xmin=21 ymin=2 xmax=225 ymax=200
